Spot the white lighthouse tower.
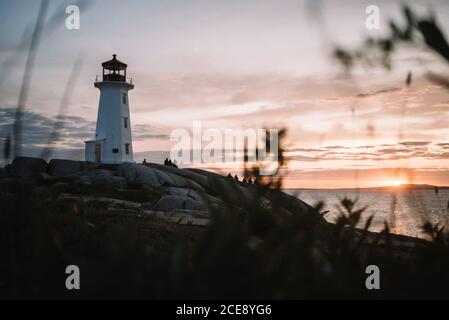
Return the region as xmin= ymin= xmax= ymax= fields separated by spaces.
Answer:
xmin=85 ymin=54 xmax=135 ymax=164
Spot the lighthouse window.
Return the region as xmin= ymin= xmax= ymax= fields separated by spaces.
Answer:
xmin=124 ymin=117 xmax=128 ymax=129
xmin=125 ymin=143 xmax=130 ymax=155
xmin=122 ymin=94 xmax=127 ymax=104
xmin=112 ymin=148 xmax=119 ymax=154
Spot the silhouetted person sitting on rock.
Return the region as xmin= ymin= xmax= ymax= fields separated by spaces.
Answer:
xmin=168 ymin=159 xmax=173 ymax=166
xmin=164 ymin=158 xmax=169 ymax=165
xmin=227 ymin=173 xmax=233 ymax=179
xmin=234 ymin=175 xmax=239 ymax=181
xmin=248 ymin=178 xmax=253 ymax=184
xmin=143 ymin=159 xmax=147 ymax=165
xmin=242 ymin=178 xmax=247 ymax=184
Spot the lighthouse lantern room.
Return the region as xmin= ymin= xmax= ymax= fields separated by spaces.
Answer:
xmin=85 ymin=54 xmax=135 ymax=164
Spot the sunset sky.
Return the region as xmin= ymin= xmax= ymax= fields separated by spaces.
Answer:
xmin=1 ymin=0 xmax=449 ymax=188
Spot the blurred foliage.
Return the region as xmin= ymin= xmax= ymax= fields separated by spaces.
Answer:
xmin=334 ymin=5 xmax=449 ymax=86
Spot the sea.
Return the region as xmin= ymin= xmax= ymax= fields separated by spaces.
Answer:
xmin=286 ymin=188 xmax=449 ymax=239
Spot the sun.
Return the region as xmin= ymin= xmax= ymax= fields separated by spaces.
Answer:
xmin=388 ymin=179 xmax=406 ymax=187
xmin=379 ymin=176 xmax=409 ymax=188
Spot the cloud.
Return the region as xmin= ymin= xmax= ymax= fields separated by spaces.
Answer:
xmin=355 ymin=87 xmax=402 ymax=99
xmin=323 ymin=145 xmax=351 ymax=150
xmin=399 ymin=141 xmax=431 ymax=147
xmin=132 ymin=124 xmax=171 ymax=141
xmin=285 ymin=141 xmax=449 ymax=162
xmin=437 ymin=143 xmax=449 ymax=149
xmin=288 ymin=147 xmax=326 ymax=152
xmin=0 ymin=106 xmax=94 ymax=160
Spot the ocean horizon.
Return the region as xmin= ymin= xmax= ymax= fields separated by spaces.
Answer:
xmin=286 ymin=188 xmax=449 ymax=239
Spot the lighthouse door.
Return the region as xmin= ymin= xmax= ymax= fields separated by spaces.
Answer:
xmin=95 ymin=143 xmax=101 ymax=163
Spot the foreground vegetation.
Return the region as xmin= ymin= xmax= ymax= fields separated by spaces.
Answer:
xmin=1 ymin=171 xmax=449 ymax=300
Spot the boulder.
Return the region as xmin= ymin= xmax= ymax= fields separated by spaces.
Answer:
xmin=110 ymin=176 xmax=127 ymax=189
xmin=148 ymin=163 xmax=210 ymax=189
xmin=0 ymin=167 xmax=6 ymax=179
xmin=144 ymin=210 xmax=210 ymax=226
xmin=170 ymin=209 xmax=210 ymax=219
xmin=118 ymin=163 xmax=204 ymax=191
xmin=278 ymin=192 xmax=318 ymax=219
xmin=186 ymin=168 xmax=226 ymax=182
xmin=38 ymin=172 xmax=56 ymax=182
xmin=153 ymin=194 xmax=208 ymax=212
xmin=74 ymin=169 xmax=125 ymax=188
xmin=75 ymin=174 xmax=92 ymax=185
xmin=166 ymin=187 xmax=221 ymax=207
xmin=58 ymin=194 xmax=142 ymax=211
xmin=208 ymin=177 xmax=252 ymax=204
xmin=166 ymin=187 xmax=202 ymax=201
xmin=11 ymin=157 xmax=47 ymax=178
xmin=118 ymin=163 xmax=161 ymax=188
xmin=152 ymin=169 xmax=186 ymax=187
xmin=48 ymin=159 xmax=98 ymax=177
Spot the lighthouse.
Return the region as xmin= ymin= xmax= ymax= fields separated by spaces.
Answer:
xmin=85 ymin=54 xmax=135 ymax=164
